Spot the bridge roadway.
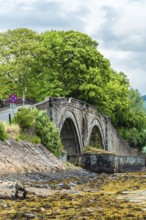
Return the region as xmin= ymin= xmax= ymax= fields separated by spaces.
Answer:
xmin=0 ymin=105 xmax=31 ymax=122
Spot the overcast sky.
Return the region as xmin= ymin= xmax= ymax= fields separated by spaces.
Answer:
xmin=0 ymin=0 xmax=146 ymax=95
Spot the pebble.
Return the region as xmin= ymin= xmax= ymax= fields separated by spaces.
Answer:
xmin=40 ymin=207 xmax=46 ymax=212
xmin=22 ymin=213 xmax=36 ymax=219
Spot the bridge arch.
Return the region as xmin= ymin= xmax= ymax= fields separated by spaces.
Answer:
xmin=87 ymin=118 xmax=105 ymax=149
xmin=59 ymin=111 xmax=82 ymax=157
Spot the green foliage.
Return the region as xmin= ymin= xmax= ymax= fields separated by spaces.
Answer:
xmin=19 ymin=133 xmax=41 ymax=144
xmin=117 ymin=89 xmax=146 ymax=149
xmin=119 ymin=128 xmax=146 ymax=150
xmin=128 ymin=88 xmax=144 ymax=111
xmin=141 ymin=145 xmax=146 ymax=153
xmin=35 ymin=111 xmax=62 ymax=157
xmin=0 ymin=123 xmax=8 ymax=141
xmin=0 ymin=28 xmax=43 ymax=99
xmin=40 ymin=30 xmax=111 ymax=102
xmin=13 ymin=107 xmax=62 ymax=156
xmin=102 ymin=71 xmax=130 ymax=126
xmin=13 ymin=108 xmax=38 ymax=130
xmin=0 ymin=28 xmax=146 ymax=151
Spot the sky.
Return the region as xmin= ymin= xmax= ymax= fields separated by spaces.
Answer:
xmin=0 ymin=0 xmax=146 ymax=95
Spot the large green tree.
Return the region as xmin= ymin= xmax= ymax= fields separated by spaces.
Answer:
xmin=0 ymin=28 xmax=43 ymax=99
xmin=40 ymin=30 xmax=111 ymax=101
xmin=101 ymin=71 xmax=130 ymax=126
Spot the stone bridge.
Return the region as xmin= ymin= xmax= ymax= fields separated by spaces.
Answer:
xmin=35 ymin=97 xmax=135 ymax=159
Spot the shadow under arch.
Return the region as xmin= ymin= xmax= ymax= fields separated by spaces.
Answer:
xmin=59 ymin=111 xmax=81 ymax=163
xmin=61 ymin=118 xmax=80 ymax=156
xmin=87 ymin=119 xmax=105 ymax=149
xmin=89 ymin=125 xmax=103 ymax=149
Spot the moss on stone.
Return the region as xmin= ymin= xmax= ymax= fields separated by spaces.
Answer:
xmin=82 ymin=146 xmax=116 ymax=155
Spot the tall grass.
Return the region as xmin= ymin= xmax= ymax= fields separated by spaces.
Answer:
xmin=3 ymin=122 xmax=20 ymax=140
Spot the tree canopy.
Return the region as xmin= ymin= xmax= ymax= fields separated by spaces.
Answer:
xmin=0 ymin=28 xmax=42 ymax=98
xmin=0 ymin=28 xmax=146 ymax=150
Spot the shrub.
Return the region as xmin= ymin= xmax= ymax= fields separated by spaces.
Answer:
xmin=12 ymin=107 xmax=62 ymax=157
xmin=13 ymin=107 xmax=38 ymax=130
xmin=35 ymin=111 xmax=62 ymax=157
xmin=0 ymin=122 xmax=8 ymax=141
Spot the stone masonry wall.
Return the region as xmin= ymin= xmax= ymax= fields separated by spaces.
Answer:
xmin=107 ymin=123 xmax=141 ymax=157
xmin=82 ymin=153 xmax=145 ymax=173
xmin=34 ymin=97 xmax=139 ymax=157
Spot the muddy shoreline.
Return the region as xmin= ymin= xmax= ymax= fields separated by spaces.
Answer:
xmin=0 ymin=169 xmax=146 ymax=219
xmin=0 ymin=169 xmax=97 ymax=198
xmin=0 ymin=140 xmax=146 ymax=219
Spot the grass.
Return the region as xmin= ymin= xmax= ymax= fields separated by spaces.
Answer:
xmin=82 ymin=146 xmax=116 ymax=155
xmin=3 ymin=122 xmax=20 ymax=140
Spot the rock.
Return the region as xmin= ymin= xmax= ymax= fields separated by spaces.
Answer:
xmin=13 ymin=212 xmax=36 ymax=219
xmin=34 ymin=184 xmax=51 ymax=189
xmin=69 ymin=182 xmax=77 ymax=187
xmin=58 ymin=182 xmax=71 ymax=189
xmin=13 ymin=182 xmax=27 ymax=199
xmin=40 ymin=207 xmax=46 ymax=212
xmin=22 ymin=213 xmax=36 ymax=219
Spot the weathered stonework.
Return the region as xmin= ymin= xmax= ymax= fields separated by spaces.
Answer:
xmin=35 ymin=97 xmax=140 ymax=158
xmin=82 ymin=153 xmax=145 ymax=173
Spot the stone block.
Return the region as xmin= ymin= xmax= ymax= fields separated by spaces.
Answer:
xmin=82 ymin=153 xmax=145 ymax=173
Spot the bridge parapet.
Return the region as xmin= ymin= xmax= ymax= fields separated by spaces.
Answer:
xmin=34 ymin=100 xmax=49 ymax=111
xmin=34 ymin=97 xmax=108 ymax=123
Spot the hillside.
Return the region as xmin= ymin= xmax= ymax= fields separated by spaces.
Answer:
xmin=142 ymin=95 xmax=146 ymax=101
xmin=142 ymin=95 xmax=146 ymax=109
xmin=144 ymin=101 xmax=146 ymax=109
xmin=0 ymin=139 xmax=67 ymax=174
